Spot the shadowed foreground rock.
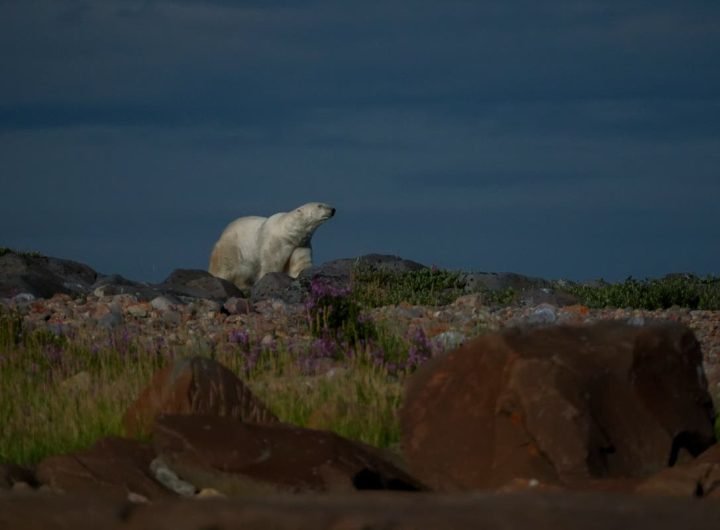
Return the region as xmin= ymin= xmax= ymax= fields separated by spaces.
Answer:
xmin=3 ymin=491 xmax=720 ymax=530
xmin=123 ymin=357 xmax=278 ymax=438
xmin=35 ymin=437 xmax=169 ymax=500
xmin=636 ymin=443 xmax=720 ymax=498
xmin=152 ymin=414 xmax=426 ymax=494
xmin=401 ymin=320 xmax=716 ymax=491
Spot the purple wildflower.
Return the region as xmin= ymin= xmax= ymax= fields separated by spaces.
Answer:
xmin=229 ymin=329 xmax=250 ymax=349
xmin=406 ymin=327 xmax=433 ymax=370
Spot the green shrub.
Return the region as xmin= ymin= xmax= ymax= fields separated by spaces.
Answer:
xmin=305 ymin=277 xmax=376 ymax=344
xmin=351 ymin=266 xmax=466 ymax=307
xmin=566 ymin=275 xmax=720 ymax=310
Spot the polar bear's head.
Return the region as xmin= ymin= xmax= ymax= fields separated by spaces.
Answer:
xmin=293 ymin=202 xmax=336 ymax=230
xmin=281 ymin=202 xmax=335 ymax=245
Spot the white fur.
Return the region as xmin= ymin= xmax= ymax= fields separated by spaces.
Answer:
xmin=209 ymin=202 xmax=335 ymax=289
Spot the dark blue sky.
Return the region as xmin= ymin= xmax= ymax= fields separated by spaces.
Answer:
xmin=1 ymin=0 xmax=719 ymax=282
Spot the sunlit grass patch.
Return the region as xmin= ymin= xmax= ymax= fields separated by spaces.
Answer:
xmin=0 ymin=307 xmax=417 ymax=465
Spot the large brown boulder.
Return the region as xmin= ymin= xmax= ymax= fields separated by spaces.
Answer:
xmin=35 ymin=437 xmax=169 ymax=500
xmin=152 ymin=414 xmax=426 ymax=494
xmin=123 ymin=357 xmax=278 ymax=438
xmin=400 ymin=321 xmax=716 ymax=491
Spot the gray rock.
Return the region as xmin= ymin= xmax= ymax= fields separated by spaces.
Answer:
xmin=628 ymin=315 xmax=646 ymax=326
xmin=92 ymin=274 xmax=160 ymax=300
xmin=0 ymin=249 xmax=97 ymax=299
xmin=431 ymin=331 xmax=466 ymax=354
xmin=519 ymin=287 xmax=581 ymax=307
xmin=97 ymin=311 xmax=124 ymax=330
xmin=526 ymin=303 xmax=559 ymax=325
xmin=12 ymin=292 xmax=36 ymax=304
xmin=162 ymin=310 xmax=182 ymax=326
xmin=298 ymin=254 xmax=427 ymax=297
xmin=461 ymin=271 xmax=552 ymax=293
xmin=250 ymin=272 xmax=306 ymax=305
xmin=150 ymin=295 xmax=180 ymax=312
xmin=223 ymin=297 xmax=252 ymax=315
xmin=150 ymin=457 xmax=197 ymax=497
xmin=160 ymin=269 xmax=243 ymax=301
xmin=302 ymin=254 xmax=426 ymax=281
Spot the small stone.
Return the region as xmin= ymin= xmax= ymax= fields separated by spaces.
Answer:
xmin=127 ymin=304 xmax=149 ymax=318
xmin=12 ymin=293 xmax=35 ymax=304
xmin=161 ymin=310 xmax=182 ymax=326
xmin=453 ymin=293 xmax=485 ymax=310
xmin=195 ymin=488 xmax=225 ymax=499
xmin=526 ymin=303 xmax=558 ymax=325
xmin=150 ymin=296 xmax=178 ymax=312
xmin=431 ymin=331 xmax=466 ymax=354
xmin=97 ymin=311 xmax=124 ymax=330
xmin=260 ymin=334 xmax=275 ymax=349
xmin=223 ymin=297 xmax=252 ymax=315
xmin=150 ymin=458 xmax=197 ymax=497
xmin=11 ymin=481 xmax=31 ymax=492
xmin=127 ymin=491 xmax=150 ymax=504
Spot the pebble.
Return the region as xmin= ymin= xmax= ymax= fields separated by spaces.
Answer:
xmin=150 ymin=296 xmax=177 ymax=312
xmin=431 ymin=331 xmax=466 ymax=354
xmin=97 ymin=311 xmax=123 ymax=330
xmin=150 ymin=458 xmax=197 ymax=497
xmin=127 ymin=304 xmax=149 ymax=318
xmin=526 ymin=304 xmax=558 ymax=325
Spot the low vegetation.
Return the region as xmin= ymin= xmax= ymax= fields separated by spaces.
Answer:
xmin=0 ymin=247 xmax=41 ymax=258
xmin=1 ymin=267 xmax=719 ymax=465
xmin=563 ymin=275 xmax=720 ymax=311
xmin=0 ymin=297 xmax=421 ymax=465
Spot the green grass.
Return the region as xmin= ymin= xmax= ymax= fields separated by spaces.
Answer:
xmin=0 ymin=309 xmax=407 ymax=465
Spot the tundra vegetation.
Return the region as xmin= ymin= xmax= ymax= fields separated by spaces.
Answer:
xmin=1 ymin=268 xmax=719 ymax=465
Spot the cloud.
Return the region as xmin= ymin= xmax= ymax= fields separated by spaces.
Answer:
xmin=1 ymin=0 xmax=719 ymax=281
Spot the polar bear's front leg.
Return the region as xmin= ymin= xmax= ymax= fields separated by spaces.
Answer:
xmin=258 ymin=237 xmax=297 ymax=281
xmin=285 ymin=246 xmax=313 ymax=278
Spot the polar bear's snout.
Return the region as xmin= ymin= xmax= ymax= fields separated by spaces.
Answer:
xmin=315 ymin=203 xmax=336 ymax=220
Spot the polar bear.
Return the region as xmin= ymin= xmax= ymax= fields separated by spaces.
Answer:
xmin=208 ymin=202 xmax=336 ymax=289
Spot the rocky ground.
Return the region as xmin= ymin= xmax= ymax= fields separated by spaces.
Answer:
xmin=1 ymin=249 xmax=720 ymax=529
xmin=6 ymin=286 xmax=720 ymax=401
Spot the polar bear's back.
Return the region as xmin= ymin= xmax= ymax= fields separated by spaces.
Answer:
xmin=218 ymin=216 xmax=266 ymax=250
